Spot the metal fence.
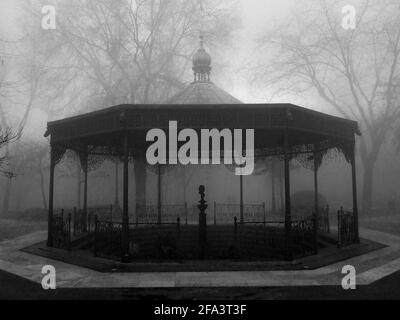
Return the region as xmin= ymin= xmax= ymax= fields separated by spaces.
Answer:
xmin=89 ymin=204 xmax=113 ymax=221
xmin=136 ymin=204 xmax=186 ymax=224
xmin=51 ymin=205 xmax=113 ymax=246
xmin=93 ymin=218 xmax=123 ymax=258
xmin=91 ymin=214 xmax=316 ymax=261
xmin=337 ymin=207 xmax=356 ymax=247
xmin=230 ymin=219 xmax=286 ymax=259
xmin=129 ymin=219 xmax=182 ymax=259
xmin=134 ymin=202 xmax=266 ymax=225
xmin=213 ymin=203 xmax=266 ymax=224
xmin=53 ymin=201 xmax=320 ymax=260
xmin=291 ymin=216 xmax=316 ymax=256
xmin=93 ymin=217 xmax=183 ymax=260
xmin=51 ymin=209 xmax=71 ymax=250
xmin=87 ymin=204 xmax=113 ymax=234
xmin=317 ymin=205 xmax=330 ymax=233
xmin=73 ymin=208 xmax=87 ymax=236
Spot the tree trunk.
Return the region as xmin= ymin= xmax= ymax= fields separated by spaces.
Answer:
xmin=39 ymin=165 xmax=47 ymax=210
xmin=2 ymin=177 xmax=12 ymax=215
xmin=15 ymin=183 xmax=23 ymax=211
xmin=361 ymin=155 xmax=375 ymax=216
xmin=143 ymin=80 xmax=152 ymax=104
xmin=359 ymin=133 xmax=384 ymax=216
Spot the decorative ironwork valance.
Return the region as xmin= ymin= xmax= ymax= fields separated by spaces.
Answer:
xmin=47 ymin=103 xmax=359 ymax=169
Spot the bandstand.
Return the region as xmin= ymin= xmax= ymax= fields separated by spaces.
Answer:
xmin=44 ymin=39 xmax=361 ymax=262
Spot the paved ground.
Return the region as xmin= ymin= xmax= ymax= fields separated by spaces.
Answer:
xmin=1 ymin=267 xmax=400 ymax=299
xmin=1 ymin=226 xmax=400 ymax=290
xmin=1 ymin=215 xmax=400 ymax=299
xmin=21 ymin=236 xmax=384 ymax=272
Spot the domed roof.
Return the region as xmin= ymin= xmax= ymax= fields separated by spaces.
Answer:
xmin=165 ymin=35 xmax=242 ymax=105
xmin=193 ymin=34 xmax=211 ymax=70
xmin=193 ymin=48 xmax=211 ymax=68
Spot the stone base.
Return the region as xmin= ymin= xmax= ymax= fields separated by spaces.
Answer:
xmin=21 ymin=237 xmax=384 ymax=273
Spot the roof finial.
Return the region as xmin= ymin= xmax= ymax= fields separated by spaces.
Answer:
xmin=192 ymin=33 xmax=211 ymax=83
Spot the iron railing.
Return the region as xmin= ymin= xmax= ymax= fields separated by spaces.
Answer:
xmin=51 ymin=209 xmax=71 ymax=250
xmin=337 ymin=207 xmax=356 ymax=247
xmin=88 ymin=204 xmax=113 ymax=234
xmin=92 ymin=214 xmax=317 ymax=261
xmin=136 ymin=204 xmax=186 ymax=224
xmin=291 ymin=216 xmax=316 ymax=256
xmin=90 ymin=204 xmax=113 ymax=221
xmin=134 ymin=203 xmax=267 ymax=225
xmin=93 ymin=217 xmax=183 ymax=260
xmin=317 ymin=205 xmax=330 ymax=233
xmin=93 ymin=216 xmax=123 ymax=258
xmin=230 ymin=218 xmax=286 ymax=259
xmin=73 ymin=207 xmax=87 ymax=236
xmin=213 ymin=202 xmax=266 ymax=224
xmin=129 ymin=218 xmax=182 ymax=259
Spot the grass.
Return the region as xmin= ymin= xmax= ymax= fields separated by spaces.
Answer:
xmin=359 ymin=215 xmax=400 ymax=237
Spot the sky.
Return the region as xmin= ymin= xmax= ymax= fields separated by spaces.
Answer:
xmin=0 ymin=0 xmax=293 ymax=35
xmin=0 ymin=0 xmax=295 ymax=101
xmin=229 ymin=0 xmax=294 ymax=102
xmin=0 ymin=0 xmax=308 ymax=136
xmin=2 ymin=0 xmax=399 ymax=208
xmin=0 ymin=0 xmax=17 ymax=36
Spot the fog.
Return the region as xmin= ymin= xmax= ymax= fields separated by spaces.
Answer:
xmin=1 ymin=0 xmax=400 ymax=220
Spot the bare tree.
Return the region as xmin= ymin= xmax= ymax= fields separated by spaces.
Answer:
xmin=22 ymin=0 xmax=238 ymax=210
xmin=0 ymin=46 xmax=19 ymax=178
xmin=24 ymin=0 xmax=238 ymax=112
xmin=10 ymin=142 xmax=49 ymax=210
xmin=0 ymin=127 xmax=18 ymax=177
xmin=254 ymin=0 xmax=400 ymax=214
xmin=0 ymin=24 xmax=47 ymax=213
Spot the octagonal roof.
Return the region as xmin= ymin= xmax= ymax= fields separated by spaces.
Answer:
xmin=165 ymin=36 xmax=242 ymax=105
xmin=164 ymin=81 xmax=242 ymax=104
